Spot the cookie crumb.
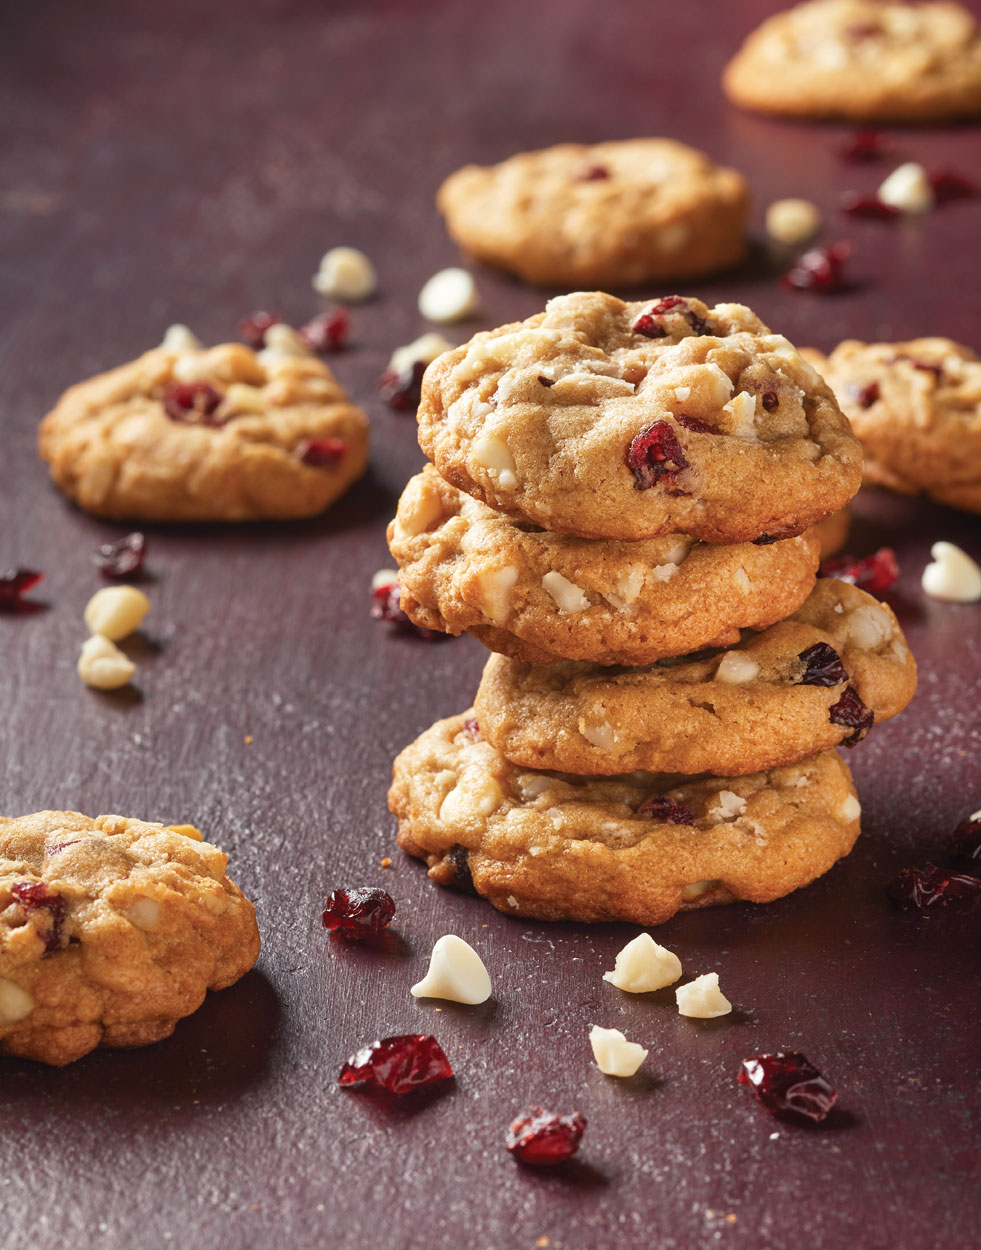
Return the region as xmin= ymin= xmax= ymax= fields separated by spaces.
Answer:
xmin=380 ymin=857 xmax=393 ymax=869
xmin=244 ymin=735 xmax=254 ymax=745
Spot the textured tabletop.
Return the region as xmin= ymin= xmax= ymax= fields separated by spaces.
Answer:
xmin=1 ymin=2 xmax=979 ymax=1248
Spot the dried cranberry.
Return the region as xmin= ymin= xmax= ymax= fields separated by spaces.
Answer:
xmin=338 ymin=1034 xmax=453 ymax=1094
xmin=846 ymin=21 xmax=881 ymax=37
xmin=887 ymin=864 xmax=981 ymax=910
xmin=92 ymin=532 xmax=146 ymax=581
xmin=379 ymin=360 xmax=426 ymax=412
xmin=890 ymin=354 xmax=943 ymax=380
xmin=947 ymin=815 xmax=981 ymax=869
xmin=0 ymin=568 xmax=43 ymax=612
xmin=838 ymin=131 xmax=891 ymax=163
xmin=638 ymin=794 xmax=695 ymax=825
xmin=577 ymin=164 xmax=610 ymax=181
xmin=633 ymin=313 xmax=668 ymax=339
xmin=506 ymin=1107 xmax=586 ymax=1165
xmin=841 ymin=191 xmax=899 ymax=220
xmin=738 ymin=1053 xmax=837 ymax=1123
xmin=853 ymin=380 xmax=880 ymax=408
xmin=299 ymin=308 xmax=349 ymax=353
xmin=10 ymin=881 xmax=68 ymax=954
xmin=239 ymin=310 xmax=282 ymax=349
xmin=322 ymin=886 xmax=395 ymax=940
xmin=782 ymin=242 xmax=851 ymax=293
xmin=928 ymin=168 xmax=975 ymax=205
xmin=820 ymin=547 xmax=898 ymax=594
xmin=796 ymin=642 xmax=848 ymax=687
xmin=761 ymin=390 xmax=779 ymax=412
xmin=829 ymin=685 xmax=874 ymax=745
xmin=296 ymin=437 xmax=347 ymax=467
xmin=462 ymin=717 xmax=480 ymax=739
xmin=371 ymin=581 xmax=449 ymax=642
xmin=162 ymin=382 xmax=225 ymax=426
xmin=441 ymin=844 xmax=478 ymax=896
xmin=633 ymin=296 xmax=710 ymax=338
xmin=676 ymin=415 xmax=715 ymax=434
xmin=752 ymin=534 xmax=781 ymax=546
xmin=537 ymin=375 xmax=555 ymax=387
xmin=626 ymin=421 xmax=690 ymax=491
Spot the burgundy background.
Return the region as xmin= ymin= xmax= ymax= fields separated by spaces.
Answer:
xmin=1 ymin=2 xmax=979 ymax=1248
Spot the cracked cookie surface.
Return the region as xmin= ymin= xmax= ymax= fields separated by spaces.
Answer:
xmin=0 ymin=811 xmax=260 ymax=1065
xmin=391 ymin=712 xmax=861 ymax=924
xmin=437 ymin=139 xmax=750 ymax=288
xmin=417 ymin=292 xmax=862 ymax=544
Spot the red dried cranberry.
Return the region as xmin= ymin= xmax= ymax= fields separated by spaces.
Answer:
xmin=853 ymin=380 xmax=880 ymax=408
xmin=928 ymin=168 xmax=975 ymax=205
xmin=322 ymin=886 xmax=395 ymax=940
xmin=462 ymin=716 xmax=480 ymax=739
xmin=442 ymin=844 xmax=478 ymax=896
xmin=738 ymin=1053 xmax=837 ymax=1122
xmin=162 ymin=382 xmax=225 ymax=426
xmin=577 ymin=164 xmax=610 ymax=181
xmin=506 ymin=1107 xmax=586 ymax=1165
xmin=627 ymin=421 xmax=690 ymax=491
xmin=297 ymin=437 xmax=347 ymax=467
xmin=676 ymin=415 xmax=715 ymax=434
xmin=633 ymin=313 xmax=668 ymax=339
xmin=634 ymin=296 xmax=710 ymax=338
xmin=10 ymin=881 xmax=68 ymax=953
xmin=638 ymin=794 xmax=695 ymax=825
xmin=0 ymin=568 xmax=43 ymax=612
xmin=537 ymin=375 xmax=555 ymax=387
xmin=890 ymin=354 xmax=943 ymax=380
xmin=841 ymin=191 xmax=899 ymax=220
xmin=796 ymin=642 xmax=848 ymax=687
xmin=829 ymin=685 xmax=874 ymax=745
xmin=820 ymin=547 xmax=898 ymax=594
xmin=338 ymin=1034 xmax=453 ymax=1094
xmin=782 ymin=242 xmax=851 ymax=294
xmin=44 ymin=841 xmax=81 ymax=856
xmin=838 ymin=131 xmax=891 ymax=163
xmin=239 ymin=310 xmax=282 ymax=349
xmin=371 ymin=581 xmax=449 ymax=642
xmin=299 ymin=308 xmax=349 ymax=353
xmin=379 ymin=360 xmax=426 ymax=412
xmin=887 ymin=863 xmax=981 ymax=910
xmin=92 ymin=532 xmax=146 ymax=581
xmin=761 ymin=390 xmax=779 ymax=412
xmin=846 ymin=21 xmax=881 ymax=37
xmin=947 ymin=815 xmax=981 ymax=869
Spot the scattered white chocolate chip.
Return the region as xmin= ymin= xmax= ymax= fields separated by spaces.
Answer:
xmin=715 ymin=652 xmax=760 ymax=684
xmin=476 ymin=565 xmax=519 ymax=624
xmin=83 ymin=585 xmax=150 ymax=641
xmin=312 ymin=246 xmax=377 ymax=301
xmin=439 ymin=772 xmax=502 ymax=824
xmin=371 ymin=568 xmax=398 ymax=591
xmin=878 ymin=162 xmax=934 ymax=215
xmin=125 ymin=897 xmax=162 ymax=931
xmin=846 ymin=603 xmax=893 ymax=649
xmin=922 ymin=542 xmax=981 ymax=603
xmin=765 ymin=198 xmax=821 ymax=246
xmin=159 ymin=324 xmax=202 ymax=353
xmin=673 ymin=386 xmax=692 ymax=402
xmin=471 ymin=434 xmax=517 ymax=490
xmin=258 ymin=323 xmax=312 ymax=367
xmin=589 ymin=1025 xmax=648 ymax=1078
xmin=388 ymin=331 xmax=454 ymax=375
xmin=418 ymin=267 xmax=478 ymax=323
xmin=77 ymin=635 xmax=136 ymax=690
xmin=581 ymin=722 xmax=617 ymax=752
xmin=0 ymin=978 xmax=34 ymax=1025
xmin=542 ymin=571 xmax=590 ymax=614
xmin=651 ymin=562 xmax=679 ymax=583
xmin=839 ymin=794 xmax=862 ymax=822
xmin=603 ymin=933 xmax=682 ymax=993
xmin=411 ymin=934 xmax=492 ymax=1005
xmin=676 ymin=972 xmax=732 ymax=1019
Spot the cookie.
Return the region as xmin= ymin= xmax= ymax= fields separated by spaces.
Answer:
xmin=39 ymin=334 xmax=369 ymax=521
xmin=417 ymin=292 xmax=862 ymax=544
xmin=813 ymin=506 xmax=851 ymax=561
xmin=723 ymin=0 xmax=981 ymax=122
xmin=474 ymin=579 xmax=917 ymax=777
xmin=0 ymin=811 xmax=260 ymax=1065
xmin=803 ymin=338 xmax=981 ymax=514
xmin=436 ymin=140 xmax=750 ymax=288
xmin=389 ymin=465 xmax=822 ymax=665
xmin=390 ymin=712 xmax=861 ymax=925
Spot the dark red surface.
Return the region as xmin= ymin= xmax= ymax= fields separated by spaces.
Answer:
xmin=1 ymin=3 xmax=980 ymax=1248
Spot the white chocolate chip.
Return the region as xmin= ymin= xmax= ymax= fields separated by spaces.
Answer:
xmin=766 ymin=198 xmax=821 ymax=246
xmin=439 ymin=773 xmax=502 ymax=824
xmin=471 ymin=435 xmax=517 ymax=491
xmin=589 ymin=1025 xmax=648 ymax=1078
xmin=411 ymin=934 xmax=492 ymax=1004
xmin=673 ymin=386 xmax=692 ymax=402
xmin=542 ymin=571 xmax=590 ymax=614
xmin=676 ymin=972 xmax=732 ymax=1019
xmin=878 ymin=163 xmax=934 ymax=215
xmin=397 ymin=477 xmax=444 ymax=538
xmin=172 ymin=352 xmax=220 ymax=384
xmin=506 ymin=895 xmax=519 ymax=909
xmin=78 ymin=635 xmax=136 ymax=690
xmin=389 ymin=331 xmax=454 ymax=375
xmin=723 ymin=390 xmax=759 ymax=441
xmin=651 ymin=563 xmax=679 ymax=583
xmin=922 ymin=542 xmax=981 ymax=603
xmin=715 ymin=653 xmax=760 ymax=684
xmin=0 ymin=978 xmax=34 ymax=1025
xmin=371 ymin=568 xmax=398 ymax=591
xmin=312 ymin=246 xmax=377 ymax=301
xmin=476 ymin=565 xmax=519 ymax=624
xmin=839 ymin=794 xmax=862 ymax=822
xmin=603 ymin=932 xmax=682 ymax=993
xmin=708 ymin=790 xmax=747 ymax=823
xmin=159 ymin=324 xmax=202 ymax=353
xmin=611 ymin=566 xmax=645 ymax=608
xmin=581 ymin=721 xmax=617 ymax=752
xmin=846 ymin=603 xmax=893 ymax=649
xmin=418 ymin=267 xmax=478 ymax=323
xmin=514 ymin=773 xmax=552 ymax=801
xmin=125 ymin=897 xmax=162 ymax=931
xmin=681 ymin=879 xmax=719 ymax=901
xmin=221 ymin=382 xmax=267 ymax=416
xmin=84 ymin=585 xmax=150 ymax=641
xmin=665 ymin=537 xmax=693 ymax=565
xmin=258 ymin=323 xmax=312 ymax=367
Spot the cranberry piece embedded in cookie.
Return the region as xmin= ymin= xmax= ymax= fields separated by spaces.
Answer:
xmin=928 ymin=169 xmax=975 ymax=205
xmin=841 ymin=191 xmax=899 ymax=220
xmin=948 ymin=816 xmax=981 ymax=870
xmin=820 ymin=548 xmax=898 ymax=595
xmin=738 ymin=1052 xmax=837 ymax=1123
xmin=297 ymin=437 xmax=348 ymax=467
xmin=829 ymin=685 xmax=874 ymax=745
xmin=637 ymin=794 xmax=695 ymax=825
xmin=634 ymin=296 xmax=710 ymax=338
xmin=299 ymin=309 xmax=349 ymax=353
xmin=92 ymin=532 xmax=146 ymax=581
xmin=11 ymin=881 xmax=69 ymax=953
xmin=838 ymin=131 xmax=891 ymax=163
xmin=632 ymin=312 xmax=668 ymax=339
xmin=338 ymin=1034 xmax=453 ymax=1094
xmin=852 ymin=380 xmax=880 ymax=408
xmin=676 ymin=415 xmax=716 ymax=434
xmin=162 ymin=382 xmax=225 ymax=426
xmin=889 ymin=354 xmax=943 ymax=380
xmin=782 ymin=243 xmax=850 ymax=293
xmin=577 ymin=164 xmax=610 ymax=182
xmin=379 ymin=360 xmax=427 ymax=412
xmin=239 ymin=310 xmax=283 ymax=349
xmin=322 ymin=886 xmax=395 ymax=940
xmin=627 ymin=421 xmax=690 ymax=492
xmin=796 ymin=642 xmax=849 ymax=688
xmin=887 ymin=864 xmax=981 ymax=910
xmin=0 ymin=568 xmax=43 ymax=612
xmin=440 ymin=844 xmax=479 ymax=896
xmin=461 ymin=717 xmax=481 ymax=740
xmin=506 ymin=1107 xmax=586 ymax=1165
xmin=760 ymin=390 xmax=779 ymax=412
xmin=537 ymin=375 xmax=555 ymax=388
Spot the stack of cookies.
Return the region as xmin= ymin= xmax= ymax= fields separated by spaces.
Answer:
xmin=388 ymin=292 xmax=917 ymax=925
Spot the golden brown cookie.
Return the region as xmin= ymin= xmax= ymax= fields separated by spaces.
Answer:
xmin=436 ymin=139 xmax=750 ymax=288
xmin=0 ymin=811 xmax=260 ymax=1065
xmin=417 ymin=292 xmax=862 ymax=544
xmin=803 ymin=338 xmax=981 ymax=514
xmin=813 ymin=506 xmax=851 ymax=561
xmin=389 ymin=465 xmax=822 ymax=665
xmin=39 ymin=332 xmax=369 ymax=521
xmin=390 ymin=711 xmax=861 ymax=925
xmin=474 ymin=579 xmax=917 ymax=776
xmin=723 ymin=0 xmax=981 ymax=122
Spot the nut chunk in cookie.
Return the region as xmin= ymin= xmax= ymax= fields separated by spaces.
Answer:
xmin=38 ymin=326 xmax=369 ymax=521
xmin=417 ymin=292 xmax=862 ymax=544
xmin=0 ymin=811 xmax=260 ymax=1065
xmin=723 ymin=0 xmax=981 ymax=123
xmin=437 ymin=139 xmax=749 ymax=288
